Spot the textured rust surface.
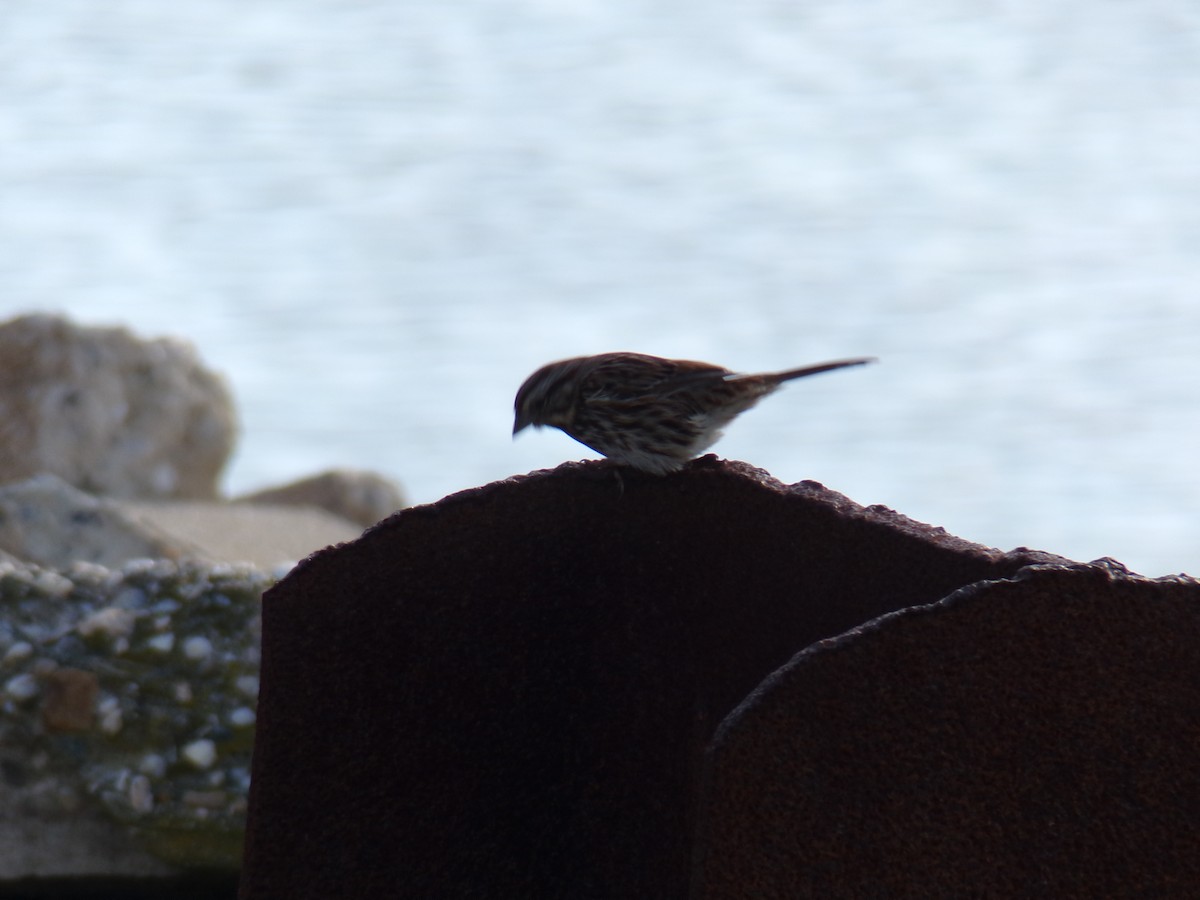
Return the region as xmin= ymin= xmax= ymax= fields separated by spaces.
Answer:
xmin=696 ymin=563 xmax=1200 ymax=898
xmin=240 ymin=458 xmax=1066 ymax=899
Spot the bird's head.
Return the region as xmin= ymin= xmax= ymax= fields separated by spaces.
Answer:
xmin=513 ymin=357 xmax=585 ymax=436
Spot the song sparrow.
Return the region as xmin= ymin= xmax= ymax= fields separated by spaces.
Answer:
xmin=513 ymin=352 xmax=875 ymax=474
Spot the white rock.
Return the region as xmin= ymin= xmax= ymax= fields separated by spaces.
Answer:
xmin=181 ymin=739 xmax=217 ymax=770
xmin=121 ymin=558 xmax=178 ymax=580
xmin=32 ymin=569 xmax=74 ymax=598
xmin=78 ymin=607 xmax=137 ymax=639
xmin=3 ymin=641 xmax=34 ymax=666
xmin=182 ymin=635 xmax=213 ymax=662
xmin=97 ymin=696 xmax=124 ymax=735
xmin=235 ymin=675 xmax=260 ymax=698
xmin=65 ymin=560 xmax=114 ymax=586
xmin=145 ymin=633 xmax=175 ymax=654
xmin=4 ymin=673 xmax=39 ymax=701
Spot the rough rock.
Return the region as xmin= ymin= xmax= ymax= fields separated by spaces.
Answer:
xmin=0 ymin=475 xmax=362 ymax=572
xmin=0 ymin=313 xmax=236 ymax=500
xmin=0 ymin=475 xmax=183 ymax=568
xmin=235 ymin=469 xmax=406 ymax=528
xmin=0 ymin=557 xmax=267 ymax=884
xmin=241 ymin=458 xmax=1067 ymax=899
xmin=694 ymin=562 xmax=1200 ymax=898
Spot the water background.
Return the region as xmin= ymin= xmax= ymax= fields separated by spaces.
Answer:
xmin=3 ymin=0 xmax=1199 ymax=575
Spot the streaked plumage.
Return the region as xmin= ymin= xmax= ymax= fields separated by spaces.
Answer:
xmin=513 ymin=352 xmax=875 ymax=474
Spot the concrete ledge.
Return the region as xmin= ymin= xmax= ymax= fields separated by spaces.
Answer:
xmin=121 ymin=501 xmax=364 ymax=570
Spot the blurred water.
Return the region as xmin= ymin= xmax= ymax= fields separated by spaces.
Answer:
xmin=2 ymin=0 xmax=1198 ymax=575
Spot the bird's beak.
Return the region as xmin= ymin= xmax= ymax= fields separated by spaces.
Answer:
xmin=512 ymin=414 xmax=530 ymax=437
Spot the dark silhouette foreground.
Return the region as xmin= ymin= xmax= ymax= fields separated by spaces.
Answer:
xmin=240 ymin=459 xmax=1199 ymax=898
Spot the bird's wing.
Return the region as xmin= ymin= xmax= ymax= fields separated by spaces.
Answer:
xmin=582 ymin=354 xmax=730 ymax=402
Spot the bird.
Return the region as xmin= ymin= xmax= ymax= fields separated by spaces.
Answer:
xmin=513 ymin=352 xmax=875 ymax=474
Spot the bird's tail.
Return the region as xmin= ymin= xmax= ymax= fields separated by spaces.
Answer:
xmin=764 ymin=357 xmax=878 ymax=383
